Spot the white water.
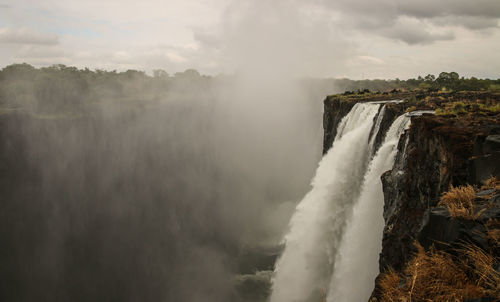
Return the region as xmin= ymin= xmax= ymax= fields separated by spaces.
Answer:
xmin=270 ymin=103 xmax=381 ymax=302
xmin=326 ymin=113 xmax=411 ymax=302
xmin=368 ymin=105 xmax=386 ymax=156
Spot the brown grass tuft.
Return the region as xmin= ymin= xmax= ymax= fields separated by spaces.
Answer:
xmin=377 ymin=242 xmax=499 ymax=302
xmin=482 ymin=176 xmax=500 ymax=190
xmin=438 ymin=185 xmax=478 ymax=219
xmin=379 ymin=268 xmax=405 ymax=302
xmin=405 ymin=243 xmax=477 ymax=301
xmin=376 ymin=180 xmax=500 ymax=301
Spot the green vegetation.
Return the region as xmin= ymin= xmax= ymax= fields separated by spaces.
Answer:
xmin=334 ymin=71 xmax=500 ymax=94
xmin=0 ymin=63 xmax=213 ymax=115
xmin=405 ymin=106 xmax=417 ymax=113
xmin=435 ymin=100 xmax=500 ymax=116
xmin=1 ymin=64 xmax=498 ymax=116
xmin=479 ymin=102 xmax=500 ymax=113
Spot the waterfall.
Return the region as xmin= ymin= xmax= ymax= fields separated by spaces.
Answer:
xmin=326 ymin=113 xmax=411 ymax=302
xmin=270 ymin=103 xmax=381 ymax=302
xmin=368 ymin=105 xmax=386 ymax=156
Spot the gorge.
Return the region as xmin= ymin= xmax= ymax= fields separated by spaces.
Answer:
xmin=0 ymin=68 xmax=499 ymax=302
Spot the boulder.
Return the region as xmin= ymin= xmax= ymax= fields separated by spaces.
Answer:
xmin=418 ymin=207 xmax=489 ymax=251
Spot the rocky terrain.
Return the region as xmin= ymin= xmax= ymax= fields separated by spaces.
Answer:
xmin=323 ymin=90 xmax=500 ymax=301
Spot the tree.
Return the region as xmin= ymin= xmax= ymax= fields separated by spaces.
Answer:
xmin=436 ymin=72 xmax=460 ymax=90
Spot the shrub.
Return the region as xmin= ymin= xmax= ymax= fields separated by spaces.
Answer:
xmin=438 ymin=185 xmax=477 ymax=219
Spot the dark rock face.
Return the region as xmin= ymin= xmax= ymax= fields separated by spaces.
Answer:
xmin=469 ymin=134 xmax=500 ymax=184
xmin=371 ymin=103 xmax=406 ymax=156
xmin=374 ymin=113 xmax=500 ymax=298
xmin=322 ymin=97 xmax=357 ymax=154
xmin=378 ymin=114 xmax=479 ymax=272
xmin=418 ymin=207 xmax=493 ymax=252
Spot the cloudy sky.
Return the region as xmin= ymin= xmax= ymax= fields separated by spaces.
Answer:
xmin=0 ymin=0 xmax=499 ymax=79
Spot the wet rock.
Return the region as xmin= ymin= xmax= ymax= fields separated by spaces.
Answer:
xmin=464 ymin=298 xmax=496 ymax=302
xmin=237 ymin=245 xmax=282 ymax=274
xmin=489 ymin=194 xmax=500 ymax=206
xmin=476 ymin=188 xmax=497 ymax=197
xmin=371 ymin=103 xmax=406 ymax=154
xmin=378 ymin=115 xmax=470 ymax=273
xmin=469 ymin=134 xmax=500 ymax=184
xmin=235 ymin=271 xmax=272 ymax=302
xmin=418 ymin=207 xmax=459 ymax=250
xmin=469 ymin=152 xmax=500 ymax=184
xmin=478 ymin=207 xmax=500 ymax=220
xmin=418 ymin=208 xmax=489 ymax=251
xmin=484 ymin=134 xmax=500 ymax=153
xmin=377 ymin=111 xmax=500 ymax=276
xmin=322 ymin=98 xmax=357 ymax=154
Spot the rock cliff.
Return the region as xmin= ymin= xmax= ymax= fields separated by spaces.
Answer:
xmin=323 ymin=91 xmax=500 ymax=301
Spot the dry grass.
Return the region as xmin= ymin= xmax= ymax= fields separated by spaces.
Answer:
xmin=460 ymin=244 xmax=500 ymax=294
xmin=378 ymin=268 xmax=405 ymax=302
xmin=486 ymin=219 xmax=500 ymax=246
xmin=378 ymin=243 xmax=499 ymax=302
xmin=438 ymin=185 xmax=478 ymax=219
xmin=377 ymin=180 xmax=499 ymax=301
xmin=482 ymin=176 xmax=500 ymax=190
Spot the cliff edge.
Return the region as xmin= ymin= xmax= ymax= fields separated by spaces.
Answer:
xmin=323 ymin=90 xmax=500 ymax=301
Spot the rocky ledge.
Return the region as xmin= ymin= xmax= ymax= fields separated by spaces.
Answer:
xmin=323 ymin=90 xmax=500 ymax=301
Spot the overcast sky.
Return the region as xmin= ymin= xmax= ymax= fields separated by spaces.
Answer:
xmin=0 ymin=0 xmax=499 ymax=79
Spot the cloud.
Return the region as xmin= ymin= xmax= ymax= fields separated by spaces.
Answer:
xmin=397 ymin=0 xmax=500 ymax=19
xmin=433 ymin=15 xmax=499 ymax=30
xmin=381 ymin=17 xmax=456 ymax=45
xmin=357 ymin=55 xmax=385 ymax=65
xmin=16 ymin=45 xmax=65 ymax=58
xmin=317 ymin=0 xmax=500 ymax=44
xmin=9 ymin=44 xmax=70 ymax=66
xmin=0 ymin=27 xmax=59 ymax=45
xmin=193 ymin=29 xmax=222 ymax=49
xmin=0 ymin=0 xmax=499 ymax=78
xmin=319 ymin=0 xmax=500 ymax=20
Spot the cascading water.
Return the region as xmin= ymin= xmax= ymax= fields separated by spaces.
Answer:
xmin=326 ymin=113 xmax=411 ymax=302
xmin=271 ymin=103 xmax=412 ymax=302
xmin=270 ymin=103 xmax=381 ymax=302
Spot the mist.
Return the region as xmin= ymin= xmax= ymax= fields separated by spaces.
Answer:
xmin=0 ymin=1 xmax=349 ymax=301
xmin=0 ymin=69 xmax=324 ymax=302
